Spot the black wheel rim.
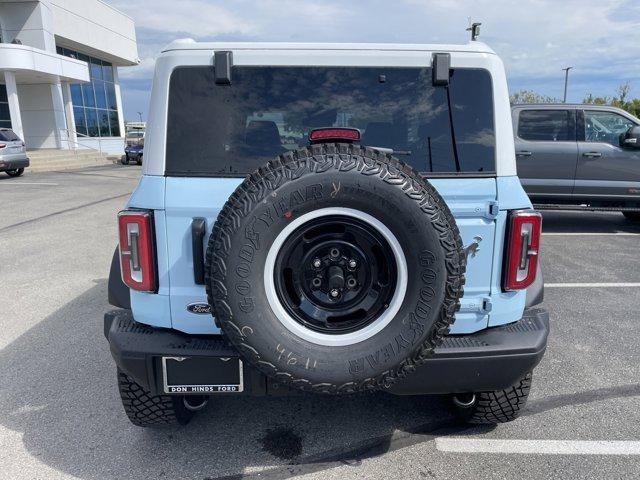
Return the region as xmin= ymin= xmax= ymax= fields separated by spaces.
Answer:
xmin=274 ymin=215 xmax=398 ymax=335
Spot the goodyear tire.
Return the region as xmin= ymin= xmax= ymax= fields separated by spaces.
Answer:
xmin=453 ymin=372 xmax=533 ymax=424
xmin=117 ymin=369 xmax=194 ymax=427
xmin=206 ymin=143 xmax=465 ymax=394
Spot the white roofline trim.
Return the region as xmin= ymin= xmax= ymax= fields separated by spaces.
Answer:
xmin=161 ymin=40 xmax=496 ymax=55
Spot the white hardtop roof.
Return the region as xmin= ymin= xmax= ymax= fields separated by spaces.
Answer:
xmin=162 ymin=39 xmax=496 ymax=55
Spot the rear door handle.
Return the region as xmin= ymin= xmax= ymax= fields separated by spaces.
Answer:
xmin=582 ymin=152 xmax=602 ymax=158
xmin=191 ymin=218 xmax=206 ymax=285
xmin=516 ymin=151 xmax=532 ymax=157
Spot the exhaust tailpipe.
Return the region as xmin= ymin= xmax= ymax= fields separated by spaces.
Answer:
xmin=183 ymin=396 xmax=208 ymax=412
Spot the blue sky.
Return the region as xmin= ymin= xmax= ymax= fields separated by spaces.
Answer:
xmin=108 ymin=0 xmax=640 ymax=122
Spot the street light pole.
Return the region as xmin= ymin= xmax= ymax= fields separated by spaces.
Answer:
xmin=562 ymin=67 xmax=573 ymax=103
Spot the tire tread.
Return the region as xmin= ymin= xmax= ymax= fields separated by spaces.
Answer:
xmin=205 ymin=143 xmax=466 ymax=394
xmin=117 ymin=369 xmax=192 ymax=427
xmin=466 ymin=372 xmax=533 ymax=424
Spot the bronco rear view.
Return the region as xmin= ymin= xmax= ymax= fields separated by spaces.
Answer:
xmin=105 ymin=40 xmax=549 ymax=427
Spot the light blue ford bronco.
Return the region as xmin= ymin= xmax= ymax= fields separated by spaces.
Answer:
xmin=105 ymin=40 xmax=549 ymax=427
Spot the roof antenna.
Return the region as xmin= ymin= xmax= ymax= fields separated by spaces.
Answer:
xmin=466 ymin=20 xmax=481 ymax=41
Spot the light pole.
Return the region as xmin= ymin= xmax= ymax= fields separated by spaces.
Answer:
xmin=562 ymin=67 xmax=573 ymax=103
xmin=137 ymin=111 xmax=143 ymax=123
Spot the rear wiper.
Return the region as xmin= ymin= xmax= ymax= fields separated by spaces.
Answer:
xmin=445 ymin=86 xmax=462 ymax=172
xmin=368 ymin=146 xmax=412 ymax=156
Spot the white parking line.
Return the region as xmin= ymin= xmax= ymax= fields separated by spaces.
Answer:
xmin=546 ymin=283 xmax=640 ymax=288
xmin=543 ymin=232 xmax=640 ymax=236
xmin=435 ymin=438 xmax=640 ymax=455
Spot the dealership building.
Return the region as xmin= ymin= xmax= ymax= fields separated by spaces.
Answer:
xmin=0 ymin=0 xmax=138 ymax=155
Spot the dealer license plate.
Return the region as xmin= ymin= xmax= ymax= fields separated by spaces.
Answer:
xmin=161 ymin=356 xmax=243 ymax=394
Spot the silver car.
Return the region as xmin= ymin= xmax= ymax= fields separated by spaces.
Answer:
xmin=0 ymin=128 xmax=29 ymax=177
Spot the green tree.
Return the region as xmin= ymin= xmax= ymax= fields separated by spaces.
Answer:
xmin=583 ymin=93 xmax=610 ymax=105
xmin=510 ymin=90 xmax=560 ymax=104
xmin=583 ymin=82 xmax=640 ymax=117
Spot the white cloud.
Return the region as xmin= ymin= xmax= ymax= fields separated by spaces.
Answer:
xmin=109 ymin=0 xmax=254 ymax=37
xmin=117 ymin=56 xmax=155 ymax=80
xmin=110 ymin=0 xmax=640 ymax=119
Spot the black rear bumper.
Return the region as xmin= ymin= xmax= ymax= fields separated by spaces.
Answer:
xmin=104 ymin=308 xmax=549 ymax=396
xmin=0 ymin=157 xmax=29 ymax=170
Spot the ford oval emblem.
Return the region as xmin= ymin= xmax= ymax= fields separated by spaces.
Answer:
xmin=187 ymin=303 xmax=212 ymax=315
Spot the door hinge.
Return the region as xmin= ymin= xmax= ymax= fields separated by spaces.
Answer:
xmin=448 ymin=200 xmax=499 ymax=220
xmin=459 ymin=296 xmax=493 ymax=315
xmin=486 ymin=201 xmax=499 ymax=220
xmin=481 ymin=297 xmax=493 ymax=313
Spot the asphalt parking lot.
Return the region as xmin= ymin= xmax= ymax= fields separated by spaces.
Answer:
xmin=1 ymin=164 xmax=639 ymax=480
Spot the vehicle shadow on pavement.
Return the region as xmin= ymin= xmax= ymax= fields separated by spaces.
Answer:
xmin=0 ymin=281 xmax=479 ymax=480
xmin=2 ymin=282 xmax=638 ymax=479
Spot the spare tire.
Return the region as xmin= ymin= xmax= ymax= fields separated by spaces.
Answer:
xmin=206 ymin=143 xmax=465 ymax=394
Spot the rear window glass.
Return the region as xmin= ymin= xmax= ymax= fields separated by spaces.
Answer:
xmin=518 ymin=110 xmax=575 ymax=142
xmin=166 ymin=66 xmax=495 ymax=176
xmin=0 ymin=129 xmax=19 ymax=141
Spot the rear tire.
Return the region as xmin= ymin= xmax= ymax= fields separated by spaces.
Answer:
xmin=623 ymin=211 xmax=640 ymax=222
xmin=117 ymin=369 xmax=194 ymax=427
xmin=453 ymin=372 xmax=532 ymax=424
xmin=5 ymin=168 xmax=24 ymax=177
xmin=136 ymin=154 xmax=142 ymax=166
xmin=121 ymin=155 xmax=129 ymax=165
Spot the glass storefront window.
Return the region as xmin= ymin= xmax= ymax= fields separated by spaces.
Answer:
xmin=98 ymin=110 xmax=111 ymax=136
xmin=73 ymin=106 xmax=87 ymax=136
xmin=109 ymin=110 xmax=121 ymax=137
xmin=0 ymin=84 xmax=11 ymax=129
xmin=94 ymin=80 xmax=108 ymax=109
xmin=82 ymin=83 xmax=95 ymax=108
xmin=57 ymin=46 xmax=121 ymax=137
xmin=102 ymin=64 xmax=114 ymax=82
xmin=105 ymin=83 xmax=118 ymax=110
xmin=86 ymin=109 xmax=99 ymax=137
xmin=70 ymin=84 xmax=83 ymax=106
xmin=90 ymin=59 xmax=103 ymax=80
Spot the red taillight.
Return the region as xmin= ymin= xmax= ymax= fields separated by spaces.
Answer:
xmin=0 ymin=143 xmax=6 ymax=149
xmin=503 ymin=210 xmax=542 ymax=291
xmin=309 ymin=127 xmax=361 ymax=143
xmin=118 ymin=210 xmax=157 ymax=292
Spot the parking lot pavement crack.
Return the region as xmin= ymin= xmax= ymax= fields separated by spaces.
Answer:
xmin=0 ymin=192 xmax=130 ymax=233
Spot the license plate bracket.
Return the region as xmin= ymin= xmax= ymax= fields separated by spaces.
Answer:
xmin=161 ymin=356 xmax=243 ymax=394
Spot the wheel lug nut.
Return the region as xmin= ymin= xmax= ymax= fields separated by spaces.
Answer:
xmin=348 ymin=259 xmax=357 ymax=269
xmin=312 ymin=258 xmax=322 ymax=268
xmin=330 ymin=288 xmax=340 ymax=298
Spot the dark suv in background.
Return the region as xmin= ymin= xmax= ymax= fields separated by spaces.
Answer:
xmin=512 ymin=104 xmax=640 ymax=220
